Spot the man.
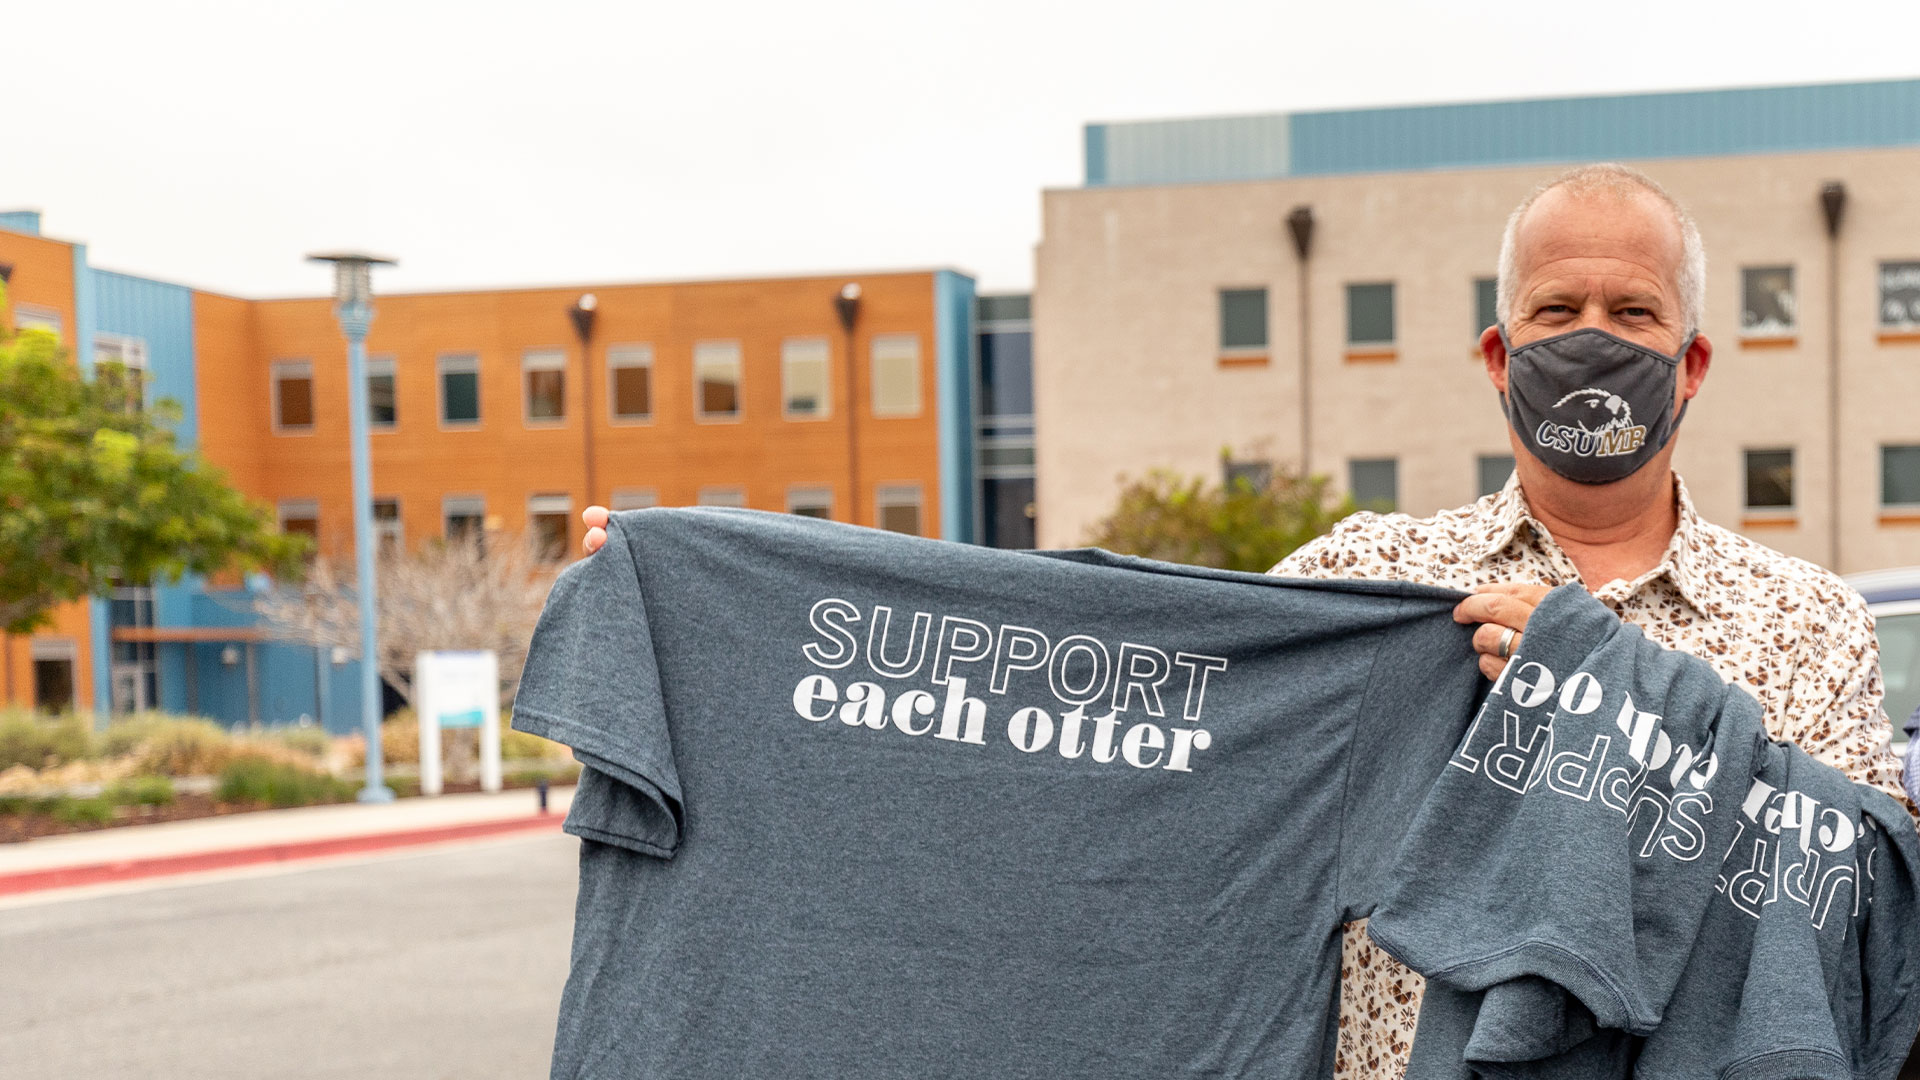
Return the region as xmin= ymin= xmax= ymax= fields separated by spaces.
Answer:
xmin=1267 ymin=162 xmax=1910 ymax=1079
xmin=578 ymin=163 xmax=1908 ymax=1077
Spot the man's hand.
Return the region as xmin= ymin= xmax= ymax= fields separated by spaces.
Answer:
xmin=1453 ymin=583 xmax=1552 ymax=680
xmin=583 ymin=505 xmax=610 ymax=555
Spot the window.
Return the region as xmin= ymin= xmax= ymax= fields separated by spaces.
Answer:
xmin=788 ymin=487 xmax=833 ymax=519
xmin=1347 ymin=283 xmax=1396 ymax=346
xmin=871 ymin=335 xmax=921 ymax=417
xmin=373 ymin=497 xmax=403 ymax=554
xmin=978 ymin=324 xmax=1034 ymax=420
xmin=367 ymin=356 xmax=397 ymax=428
xmin=1474 ymin=278 xmax=1499 ymax=337
xmin=981 ymin=476 xmax=1037 ymax=550
xmin=1744 ymin=449 xmax=1795 ymax=510
xmin=1476 ymin=454 xmax=1515 ymax=497
xmin=782 ymin=338 xmax=831 ymax=419
xmin=608 ymin=345 xmax=653 ymax=421
xmin=876 ymin=484 xmax=923 ymax=536
xmin=528 ymin=494 xmax=571 ymax=562
xmin=1883 ymin=446 xmax=1920 ymax=507
xmin=272 ymin=360 xmax=315 ymax=432
xmin=1880 ymin=262 xmax=1920 ymax=332
xmin=12 ymin=304 xmax=61 ymax=338
xmin=1223 ymin=458 xmax=1272 ymax=492
xmin=609 ymin=488 xmax=657 ymax=511
xmin=697 ymin=487 xmax=746 ymax=508
xmin=1741 ymin=267 xmax=1796 ymax=337
xmin=278 ymin=499 xmax=320 ymax=540
xmin=439 ymin=353 xmax=481 ymax=425
xmin=694 ymin=342 xmax=741 ymax=420
xmin=1348 ymin=458 xmax=1398 ymax=512
xmin=1219 ymin=288 xmax=1268 ymax=351
xmin=443 ymin=495 xmax=486 ymax=546
xmin=32 ymin=639 xmax=77 ymax=714
xmin=95 ymin=334 xmax=148 ymax=410
xmin=524 ymin=348 xmax=566 ymax=422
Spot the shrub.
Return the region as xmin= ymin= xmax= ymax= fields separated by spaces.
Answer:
xmin=50 ymin=796 xmax=114 ymax=825
xmin=123 ymin=718 xmax=242 ymax=777
xmin=216 ymin=756 xmax=354 ymax=808
xmin=262 ymin=725 xmax=332 ymax=759
xmin=0 ymin=710 xmax=95 ymax=770
xmin=103 ymin=775 xmax=175 ymax=807
xmin=502 ymin=724 xmax=570 ymax=761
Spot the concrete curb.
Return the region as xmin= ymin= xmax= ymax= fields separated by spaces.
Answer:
xmin=0 ymin=813 xmax=565 ymax=896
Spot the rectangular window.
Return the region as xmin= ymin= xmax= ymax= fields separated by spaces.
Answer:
xmin=871 ymin=334 xmax=921 ymax=417
xmin=694 ymin=342 xmax=742 ymax=420
xmin=782 ymin=338 xmax=831 ymax=419
xmin=1741 ymin=267 xmax=1797 ymax=337
xmin=1744 ymin=449 xmax=1795 ymax=510
xmin=373 ymin=497 xmax=403 ymax=554
xmin=1348 ymin=458 xmax=1398 ymax=512
xmin=12 ymin=304 xmax=61 ymax=338
xmin=528 ymin=494 xmax=571 ymax=562
xmin=877 ymin=484 xmax=923 ymax=536
xmin=608 ymin=345 xmax=653 ymax=421
xmin=443 ymin=495 xmax=486 ymax=546
xmin=95 ymin=333 xmax=149 ymax=411
xmin=1881 ymin=262 xmax=1920 ymax=332
xmin=788 ymin=486 xmax=833 ymax=519
xmin=524 ymin=348 xmax=567 ymax=422
xmin=1222 ymin=458 xmax=1272 ymax=492
xmin=1474 ymin=278 xmax=1499 ymax=337
xmin=697 ymin=486 xmax=746 ymax=508
xmin=609 ymin=488 xmax=657 ymax=511
xmin=439 ymin=353 xmax=481 ymax=425
xmin=1476 ymin=454 xmax=1515 ymax=497
xmin=1219 ymin=288 xmax=1268 ymax=351
xmin=278 ymin=498 xmax=320 ymax=540
xmin=1883 ymin=446 xmax=1920 ymax=507
xmin=32 ymin=639 xmax=77 ymax=714
xmin=367 ymin=356 xmax=397 ymax=429
xmin=272 ymin=359 xmax=315 ymax=432
xmin=1347 ymin=283 xmax=1396 ymax=346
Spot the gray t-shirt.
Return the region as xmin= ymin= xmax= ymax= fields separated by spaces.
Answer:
xmin=510 ymin=507 xmax=1488 ymax=1079
xmin=1375 ymin=585 xmax=1920 ymax=1080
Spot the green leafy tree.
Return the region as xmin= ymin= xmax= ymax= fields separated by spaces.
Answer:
xmin=0 ymin=286 xmax=307 ymax=634
xmin=1084 ymin=462 xmax=1356 ymax=573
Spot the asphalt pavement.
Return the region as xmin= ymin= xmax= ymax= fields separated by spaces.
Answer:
xmin=0 ymin=830 xmax=579 ymax=1079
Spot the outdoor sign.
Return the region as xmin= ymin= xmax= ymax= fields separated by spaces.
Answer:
xmin=415 ymin=650 xmax=502 ymax=796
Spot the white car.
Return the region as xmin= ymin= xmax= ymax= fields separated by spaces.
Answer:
xmin=1844 ymin=566 xmax=1920 ymax=756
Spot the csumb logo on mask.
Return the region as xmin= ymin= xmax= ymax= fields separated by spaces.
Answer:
xmin=1534 ymin=387 xmax=1648 ymax=458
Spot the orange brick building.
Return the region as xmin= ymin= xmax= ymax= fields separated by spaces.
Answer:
xmin=1 ymin=211 xmax=978 ymax=730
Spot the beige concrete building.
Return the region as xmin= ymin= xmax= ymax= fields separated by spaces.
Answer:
xmin=1036 ymin=79 xmax=1920 ymax=575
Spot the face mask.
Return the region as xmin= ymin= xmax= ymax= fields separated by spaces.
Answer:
xmin=1499 ymin=326 xmax=1694 ymax=485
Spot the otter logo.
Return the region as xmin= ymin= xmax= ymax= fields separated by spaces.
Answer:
xmin=1534 ymin=388 xmax=1648 ymax=458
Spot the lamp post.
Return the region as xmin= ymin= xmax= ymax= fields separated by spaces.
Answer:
xmin=835 ymin=283 xmax=862 ymax=524
xmin=308 ymin=251 xmax=397 ymax=803
xmin=1286 ymin=206 xmax=1315 ymax=475
xmin=569 ymin=293 xmax=600 ymax=510
xmin=1820 ymin=182 xmax=1847 ymax=573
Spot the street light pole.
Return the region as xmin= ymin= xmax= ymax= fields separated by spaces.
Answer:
xmin=308 ymin=251 xmax=397 ymax=803
xmin=569 ymin=293 xmax=600 ymax=512
xmin=836 ymin=284 xmax=862 ymax=525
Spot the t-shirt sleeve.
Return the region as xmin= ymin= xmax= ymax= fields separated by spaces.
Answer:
xmin=510 ymin=511 xmax=683 ymax=857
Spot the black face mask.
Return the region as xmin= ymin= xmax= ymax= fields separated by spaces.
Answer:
xmin=1499 ymin=326 xmax=1695 ymax=485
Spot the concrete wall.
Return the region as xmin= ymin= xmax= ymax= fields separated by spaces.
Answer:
xmin=1035 ymin=146 xmax=1920 ymax=575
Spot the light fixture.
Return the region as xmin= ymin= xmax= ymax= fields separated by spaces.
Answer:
xmin=221 ymin=645 xmax=240 ymax=666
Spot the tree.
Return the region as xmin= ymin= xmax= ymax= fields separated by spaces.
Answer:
xmin=1084 ymin=463 xmax=1356 ymax=573
xmin=0 ymin=290 xmax=307 ymax=634
xmin=248 ymin=526 xmax=558 ymax=715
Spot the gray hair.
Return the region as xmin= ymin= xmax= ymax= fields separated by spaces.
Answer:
xmin=1495 ymin=163 xmax=1707 ymax=333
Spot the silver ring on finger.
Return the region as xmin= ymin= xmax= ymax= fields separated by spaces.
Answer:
xmin=1497 ymin=627 xmax=1517 ymax=660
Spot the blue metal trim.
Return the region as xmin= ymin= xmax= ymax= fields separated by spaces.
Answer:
xmin=1084 ymin=124 xmax=1108 ymax=186
xmin=933 ymin=270 xmax=978 ymax=544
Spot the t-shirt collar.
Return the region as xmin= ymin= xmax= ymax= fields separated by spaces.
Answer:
xmin=1471 ymin=471 xmax=1717 ymax=613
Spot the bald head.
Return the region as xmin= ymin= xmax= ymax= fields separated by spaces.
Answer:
xmin=1496 ymin=164 xmax=1706 ymax=335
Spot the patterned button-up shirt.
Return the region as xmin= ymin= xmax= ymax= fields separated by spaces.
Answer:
xmin=1270 ymin=470 xmax=1910 ymax=1080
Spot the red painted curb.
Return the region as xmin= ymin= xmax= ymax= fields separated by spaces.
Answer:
xmin=0 ymin=813 xmax=565 ymax=896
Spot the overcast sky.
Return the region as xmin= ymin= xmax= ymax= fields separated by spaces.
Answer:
xmin=10 ymin=0 xmax=1920 ymax=298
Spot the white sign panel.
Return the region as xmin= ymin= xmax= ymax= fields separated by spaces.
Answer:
xmin=416 ymin=650 xmax=502 ymax=795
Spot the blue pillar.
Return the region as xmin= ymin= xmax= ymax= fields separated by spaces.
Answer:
xmin=338 ymin=299 xmax=393 ymax=802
